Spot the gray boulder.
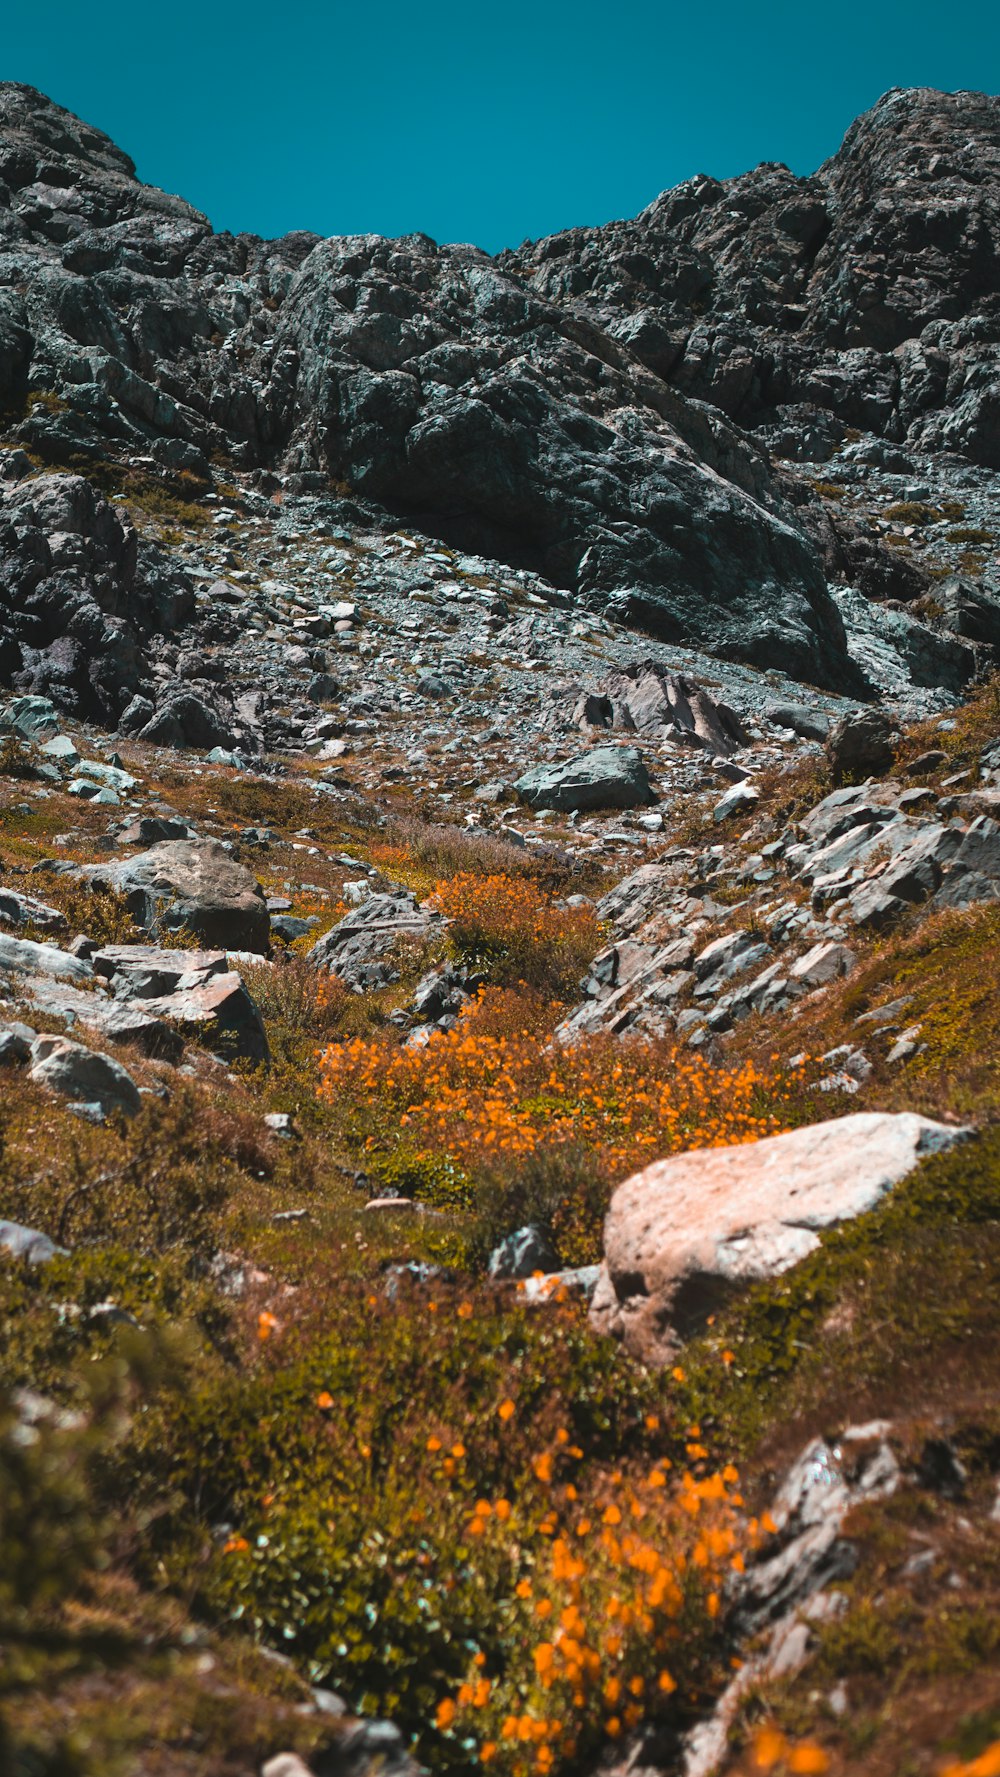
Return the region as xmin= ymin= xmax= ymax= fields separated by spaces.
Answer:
xmin=515 ymin=745 xmax=654 ymax=812
xmin=137 ymin=692 xmax=237 ymax=751
xmin=0 ymin=932 xmax=94 ymax=983
xmin=597 ymin=665 xmax=747 ymax=753
xmin=0 ymin=887 xmax=66 ymax=932
xmin=767 ymin=703 xmax=831 ymax=742
xmin=713 ymin=780 xmax=760 ymax=822
xmin=937 ymin=578 xmax=1000 ymax=650
xmin=827 ymin=708 xmax=897 ymax=784
xmin=0 ymin=1027 xmax=32 ymax=1065
xmin=2 ymin=695 xmax=60 ymax=738
xmin=96 ymin=1001 xmax=185 ymax=1064
xmin=309 ymin=888 xmax=439 ymax=990
xmin=849 ymin=823 xmax=963 ymax=928
xmin=116 ymin=816 xmax=194 ymax=845
xmin=488 ymin=1225 xmax=560 ymax=1280
xmin=135 ymin=971 xmax=268 ymax=1064
xmin=0 ymin=1219 xmax=68 ymax=1265
xmin=83 ymin=839 xmax=270 ymax=954
xmin=28 ymin=1034 xmax=141 ymax=1118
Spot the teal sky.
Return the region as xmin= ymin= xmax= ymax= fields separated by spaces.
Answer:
xmin=6 ymin=0 xmax=1000 ymax=251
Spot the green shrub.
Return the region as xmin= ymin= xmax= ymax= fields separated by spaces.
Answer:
xmin=213 ymin=777 xmax=320 ymax=832
xmin=0 ymin=735 xmax=38 ymax=780
xmin=946 ymin=527 xmax=995 ymax=546
xmin=368 ymin=1145 xmax=473 ymax=1209
xmin=468 ymin=1143 xmax=613 ymax=1271
xmin=134 ymin=1286 xmax=706 ymax=1765
xmin=37 ymin=881 xmax=141 ymax=947
xmin=0 ymin=1089 xmax=239 ymax=1258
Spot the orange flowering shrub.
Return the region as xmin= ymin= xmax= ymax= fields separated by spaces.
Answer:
xmin=941 ymin=1744 xmax=1000 ymax=1777
xmin=151 ymin=1284 xmax=767 ymax=1773
xmin=436 ymin=1452 xmax=763 ymax=1773
xmin=367 ymin=840 xmax=424 ymax=880
xmin=316 ymin=989 xmax=793 ymax=1183
xmin=753 ymin=1726 xmax=830 ymax=1773
xmin=429 ymin=873 xmax=602 ymax=994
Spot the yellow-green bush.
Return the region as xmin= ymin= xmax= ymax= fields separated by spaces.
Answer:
xmin=134 ymin=1285 xmax=744 ymax=1770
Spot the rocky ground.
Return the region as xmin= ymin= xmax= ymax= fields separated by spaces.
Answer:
xmin=0 ymin=76 xmax=998 ymax=1777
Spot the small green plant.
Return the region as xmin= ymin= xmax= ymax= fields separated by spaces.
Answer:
xmin=42 ymin=881 xmax=142 ymax=946
xmin=469 ymin=1143 xmax=613 ymax=1270
xmin=25 ymin=389 xmax=70 ymax=416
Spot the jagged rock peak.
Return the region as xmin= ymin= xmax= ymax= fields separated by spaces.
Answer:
xmin=0 ymin=80 xmax=207 ymax=229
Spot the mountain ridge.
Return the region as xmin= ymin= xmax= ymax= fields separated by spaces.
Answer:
xmin=0 ymin=80 xmax=998 ymax=726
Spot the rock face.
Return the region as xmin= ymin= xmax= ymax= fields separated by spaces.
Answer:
xmin=0 ymin=469 xmax=194 ymax=725
xmin=273 ymin=232 xmax=855 ymax=685
xmin=590 ymin=1112 xmax=968 ymax=1361
xmin=13 ymin=83 xmax=1000 ymax=691
xmin=515 ymin=745 xmax=655 ymax=812
xmin=85 ymin=839 xmax=270 ymax=954
xmin=506 ymin=87 xmax=1000 ymax=466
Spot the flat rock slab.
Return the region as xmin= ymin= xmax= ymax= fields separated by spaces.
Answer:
xmin=92 ymin=944 xmax=231 ymax=993
xmin=515 ymin=745 xmax=654 ymax=812
xmin=590 ymin=1112 xmax=969 ymax=1363
xmin=0 ymin=933 xmax=94 ymax=984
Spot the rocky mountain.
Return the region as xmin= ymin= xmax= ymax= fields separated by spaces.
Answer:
xmin=1 ymin=77 xmax=1000 ymax=1777
xmin=506 ymin=87 xmax=1000 ymax=464
xmin=1 ymin=81 xmax=999 ymax=725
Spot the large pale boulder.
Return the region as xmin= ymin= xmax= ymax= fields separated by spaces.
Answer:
xmin=590 ymin=1112 xmax=968 ymax=1362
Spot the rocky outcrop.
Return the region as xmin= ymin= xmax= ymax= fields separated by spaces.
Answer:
xmin=271 ymin=231 xmax=856 ymax=684
xmin=0 ymin=467 xmax=194 ymax=724
xmin=1 ymin=81 xmax=999 ymax=711
xmin=2 ymin=81 xmax=972 ymax=693
xmin=590 ymin=1112 xmax=968 ymax=1361
xmin=308 ymin=888 xmax=440 ymax=990
xmin=92 ymin=943 xmax=269 ymax=1062
xmin=506 ymin=88 xmax=1000 ymax=465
